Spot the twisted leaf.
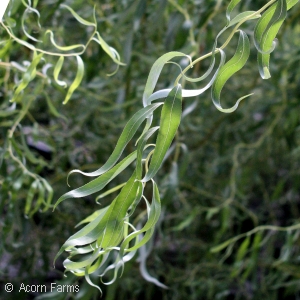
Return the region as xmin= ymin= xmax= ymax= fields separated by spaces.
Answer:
xmin=211 ymin=30 xmax=251 ymax=113
xmin=11 ymin=52 xmax=43 ymax=102
xmin=143 ymin=85 xmax=182 ymax=182
xmin=63 ymin=55 xmax=84 ymax=104
xmin=53 ymin=151 xmax=137 ymax=209
xmin=68 ymin=103 xmax=162 ymax=179
xmin=254 ymin=0 xmax=288 ymax=79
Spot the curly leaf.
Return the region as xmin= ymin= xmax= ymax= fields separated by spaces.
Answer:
xmin=93 ymin=32 xmax=126 ymax=67
xmin=63 ymin=55 xmax=84 ymax=104
xmin=124 ymin=181 xmax=161 ymax=252
xmin=143 ymin=52 xmax=189 ymax=106
xmin=95 ymin=173 xmax=143 ymax=249
xmin=104 ymin=181 xmax=161 ymax=284
xmin=143 ymin=85 xmax=182 ymax=182
xmin=228 ymin=11 xmax=261 ymax=27
xmin=254 ymin=0 xmax=288 ymax=79
xmin=136 ymin=127 xmax=159 ymax=178
xmin=21 ymin=6 xmax=41 ymax=42
xmin=11 ymin=52 xmax=43 ymax=102
xmin=60 ymin=4 xmax=96 ymax=27
xmin=53 ymin=151 xmax=137 ymax=209
xmin=147 ymin=49 xmax=226 ymax=104
xmin=254 ymin=0 xmax=298 ymax=79
xmin=226 ymin=0 xmax=242 ymax=24
xmin=53 ymin=56 xmax=67 ymax=88
xmin=75 ymin=207 xmax=109 ymax=228
xmin=55 ymin=172 xmax=143 ymax=265
xmin=46 ymin=30 xmax=85 ymax=52
xmin=68 ymin=103 xmax=162 ymax=178
xmin=211 ymin=30 xmax=251 ymax=113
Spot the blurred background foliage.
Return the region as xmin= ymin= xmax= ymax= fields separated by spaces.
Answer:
xmin=1 ymin=0 xmax=300 ymax=299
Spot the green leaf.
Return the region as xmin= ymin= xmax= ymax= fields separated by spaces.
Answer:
xmin=236 ymin=236 xmax=250 ymax=262
xmin=68 ymin=103 xmax=162 ymax=178
xmin=136 ymin=126 xmax=159 ymax=178
xmin=228 ymin=11 xmax=261 ymax=27
xmin=143 ymin=85 xmax=182 ymax=182
xmin=46 ymin=30 xmax=85 ymax=52
xmin=93 ymin=32 xmax=126 ymax=67
xmin=25 ymin=180 xmax=39 ymax=216
xmin=40 ymin=178 xmax=53 ymax=211
xmin=60 ymin=4 xmax=96 ymax=27
xmin=95 ymin=173 xmax=142 ymax=249
xmin=210 ymin=239 xmax=233 ymax=253
xmin=63 ymin=55 xmax=84 ymax=104
xmin=254 ymin=0 xmax=287 ymax=79
xmin=11 ymin=52 xmax=43 ymax=102
xmin=55 ymin=172 xmax=143 ymax=264
xmin=95 ymin=183 xmax=126 ymax=202
xmin=19 ymin=128 xmax=47 ymax=166
xmin=75 ymin=207 xmax=109 ymax=228
xmin=21 ymin=6 xmax=41 ymax=42
xmin=123 ymin=181 xmax=161 ymax=252
xmin=103 ymin=181 xmax=162 ymax=284
xmin=211 ymin=30 xmax=251 ymax=113
xmin=44 ymin=92 xmax=67 ymax=121
xmin=143 ymin=52 xmax=189 ymax=106
xmin=53 ymin=56 xmax=67 ymax=88
xmin=53 ymin=151 xmax=137 ymax=209
xmin=226 ymin=0 xmax=242 ymax=24
xmin=29 ymin=181 xmax=45 ymax=217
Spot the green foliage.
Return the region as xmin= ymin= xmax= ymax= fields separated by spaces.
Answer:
xmin=1 ymin=0 xmax=300 ymax=299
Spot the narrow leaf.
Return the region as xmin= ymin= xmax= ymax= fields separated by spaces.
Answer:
xmin=226 ymin=0 xmax=242 ymax=24
xmin=143 ymin=85 xmax=182 ymax=182
xmin=93 ymin=32 xmax=126 ymax=66
xmin=68 ymin=103 xmax=162 ymax=178
xmin=228 ymin=11 xmax=261 ymax=27
xmin=46 ymin=30 xmax=85 ymax=52
xmin=75 ymin=207 xmax=109 ymax=228
xmin=236 ymin=236 xmax=251 ymax=262
xmin=60 ymin=4 xmax=96 ymax=27
xmin=143 ymin=52 xmax=189 ymax=107
xmin=11 ymin=52 xmax=43 ymax=102
xmin=254 ymin=0 xmax=290 ymax=79
xmin=211 ymin=30 xmax=251 ymax=113
xmin=63 ymin=55 xmax=84 ymax=104
xmin=53 ymin=151 xmax=137 ymax=209
xmin=53 ymin=56 xmax=67 ymax=88
xmin=25 ymin=180 xmax=38 ymax=216
xmin=123 ymin=181 xmax=161 ymax=252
